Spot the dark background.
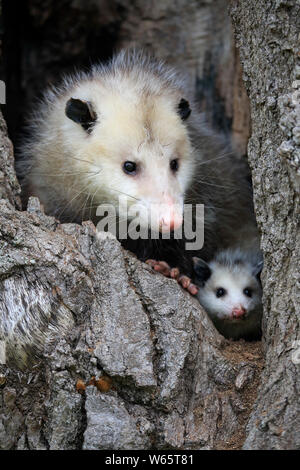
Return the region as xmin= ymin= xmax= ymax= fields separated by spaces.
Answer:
xmin=0 ymin=0 xmax=250 ymax=158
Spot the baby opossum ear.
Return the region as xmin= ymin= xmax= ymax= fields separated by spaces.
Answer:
xmin=252 ymin=260 xmax=264 ymax=280
xmin=192 ymin=257 xmax=211 ymax=286
xmin=178 ymin=99 xmax=191 ymax=121
xmin=65 ymin=98 xmax=97 ymax=133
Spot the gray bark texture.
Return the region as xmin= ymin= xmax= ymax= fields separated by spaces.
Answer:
xmin=0 ymin=0 xmax=299 ymax=451
xmin=230 ymin=0 xmax=300 ymax=449
xmin=0 ymin=163 xmax=263 ymax=449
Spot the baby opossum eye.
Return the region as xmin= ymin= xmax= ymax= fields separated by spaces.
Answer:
xmin=178 ymin=98 xmax=191 ymax=121
xmin=170 ymin=159 xmax=179 ymax=172
xmin=123 ymin=161 xmax=137 ymax=175
xmin=216 ymin=287 xmax=226 ymax=298
xmin=243 ymin=288 xmax=252 ymax=297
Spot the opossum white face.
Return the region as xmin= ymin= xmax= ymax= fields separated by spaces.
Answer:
xmin=63 ymin=81 xmax=194 ymax=233
xmin=193 ymin=258 xmax=262 ymax=321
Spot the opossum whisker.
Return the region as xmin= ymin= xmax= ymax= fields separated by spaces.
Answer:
xmin=29 ymin=170 xmax=101 ymax=177
xmin=83 ymin=199 xmax=139 ymax=211
xmin=57 ymin=181 xmax=96 ymax=220
xmin=52 ymin=171 xmax=101 ymax=218
xmin=65 ymin=154 xmax=103 ymax=170
xmin=195 ymin=152 xmax=234 ymax=167
xmin=81 ymin=190 xmax=93 ymax=222
xmin=109 ymin=188 xmax=141 ymax=202
xmin=95 ymin=213 xmax=122 ymax=222
xmin=184 ymin=198 xmax=230 ymax=211
xmin=88 ymin=186 xmax=100 ymax=221
xmin=79 ymin=202 xmax=102 ymax=211
xmin=188 ymin=179 xmax=236 ymax=190
xmin=74 ymin=181 xmax=104 ymax=222
xmin=66 ymin=174 xmax=102 ymax=220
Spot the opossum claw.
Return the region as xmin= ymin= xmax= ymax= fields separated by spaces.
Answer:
xmin=170 ymin=267 xmax=180 ymax=279
xmin=178 ymin=275 xmax=198 ymax=295
xmin=188 ymin=284 xmax=199 ymax=295
xmin=146 ymin=259 xmax=198 ymax=295
xmin=146 ymin=260 xmax=171 ymax=276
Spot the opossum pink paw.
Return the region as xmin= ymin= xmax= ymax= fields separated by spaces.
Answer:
xmin=145 ymin=260 xmax=198 ymax=295
xmin=178 ymin=275 xmax=198 ymax=295
xmin=170 ymin=267 xmax=180 ymax=279
xmin=146 ymin=259 xmax=172 ymax=277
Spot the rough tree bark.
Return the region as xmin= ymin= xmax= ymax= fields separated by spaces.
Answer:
xmin=0 ymin=0 xmax=299 ymax=451
xmin=230 ymin=0 xmax=300 ymax=449
xmin=0 ymin=115 xmax=263 ymax=449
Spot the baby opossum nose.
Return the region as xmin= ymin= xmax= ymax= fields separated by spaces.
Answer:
xmin=231 ymin=306 xmax=246 ymax=318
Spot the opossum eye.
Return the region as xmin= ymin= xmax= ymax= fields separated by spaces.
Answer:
xmin=170 ymin=159 xmax=179 ymax=172
xmin=243 ymin=288 xmax=252 ymax=298
xmin=216 ymin=288 xmax=226 ymax=298
xmin=65 ymin=98 xmax=97 ymax=133
xmin=178 ymin=99 xmax=191 ymax=121
xmin=123 ymin=161 xmax=137 ymax=175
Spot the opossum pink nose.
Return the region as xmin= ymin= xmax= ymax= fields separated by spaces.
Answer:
xmin=232 ymin=306 xmax=246 ymax=318
xmin=160 ymin=212 xmax=183 ymax=232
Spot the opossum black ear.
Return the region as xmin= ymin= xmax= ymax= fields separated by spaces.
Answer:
xmin=252 ymin=260 xmax=263 ymax=280
xmin=193 ymin=257 xmax=211 ymax=285
xmin=65 ymin=98 xmax=97 ymax=133
xmin=178 ymin=99 xmax=191 ymax=121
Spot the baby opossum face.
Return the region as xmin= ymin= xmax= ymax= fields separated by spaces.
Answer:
xmin=63 ymin=81 xmax=194 ymax=233
xmin=193 ymin=258 xmax=262 ymax=321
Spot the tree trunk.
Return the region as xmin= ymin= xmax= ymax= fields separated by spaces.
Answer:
xmin=230 ymin=0 xmax=300 ymax=449
xmin=0 ymin=0 xmax=299 ymax=450
xmin=0 ymin=135 xmax=263 ymax=449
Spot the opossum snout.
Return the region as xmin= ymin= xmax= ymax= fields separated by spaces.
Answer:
xmin=231 ymin=305 xmax=246 ymax=318
xmin=157 ymin=196 xmax=183 ymax=233
xmin=159 ymin=211 xmax=183 ymax=232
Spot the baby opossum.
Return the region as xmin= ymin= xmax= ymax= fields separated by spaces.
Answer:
xmin=193 ymin=248 xmax=263 ymax=340
xmin=19 ymin=49 xmax=258 ymax=275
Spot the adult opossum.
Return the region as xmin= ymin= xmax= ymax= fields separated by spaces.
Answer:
xmin=19 ymin=49 xmax=258 ymax=277
xmin=193 ymin=248 xmax=263 ymax=340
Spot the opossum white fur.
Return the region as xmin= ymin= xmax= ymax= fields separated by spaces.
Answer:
xmin=193 ymin=248 xmax=263 ymax=340
xmin=20 ymin=50 xmax=192 ymax=229
xmin=19 ymin=49 xmax=259 ymax=275
xmin=0 ymin=276 xmax=74 ymax=369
